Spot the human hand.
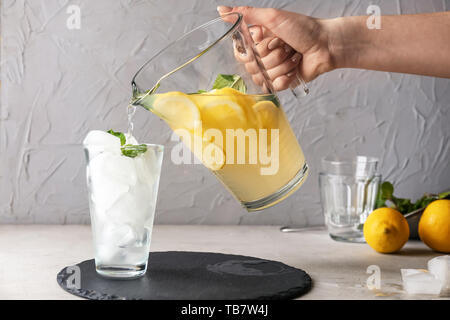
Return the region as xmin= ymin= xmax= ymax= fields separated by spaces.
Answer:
xmin=218 ymin=6 xmax=335 ymax=91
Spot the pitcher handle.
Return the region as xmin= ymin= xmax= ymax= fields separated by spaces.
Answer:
xmin=283 ymin=42 xmax=309 ymax=97
xmin=290 ymin=70 xmax=310 ymax=97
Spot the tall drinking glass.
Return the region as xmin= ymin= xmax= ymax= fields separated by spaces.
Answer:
xmin=84 ymin=142 xmax=164 ymax=279
xmin=131 ymin=13 xmax=308 ymax=211
xmin=319 ymin=156 xmax=381 ymax=242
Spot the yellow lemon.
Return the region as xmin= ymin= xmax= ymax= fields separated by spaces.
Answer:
xmin=419 ymin=199 xmax=450 ymax=253
xmin=153 ymin=92 xmax=200 ymax=131
xmin=363 ymin=208 xmax=410 ymax=253
xmin=252 ymin=100 xmax=279 ymax=129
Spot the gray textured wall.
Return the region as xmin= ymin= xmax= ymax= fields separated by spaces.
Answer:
xmin=1 ymin=0 xmax=449 ymax=225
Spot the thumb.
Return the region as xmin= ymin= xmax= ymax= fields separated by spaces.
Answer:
xmin=217 ymin=6 xmax=279 ymax=29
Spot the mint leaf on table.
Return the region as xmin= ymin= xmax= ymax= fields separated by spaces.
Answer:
xmin=212 ymin=74 xmax=247 ymax=93
xmin=439 ymin=190 xmax=450 ymax=199
xmin=380 ymin=181 xmax=394 ymax=200
xmin=375 ymin=195 xmax=387 ymax=210
xmin=121 ymin=144 xmax=148 ymax=158
xmin=375 ymin=180 xmax=449 ymax=214
xmin=394 ymin=197 xmax=414 ymax=214
xmin=107 ymin=129 xmax=126 ymax=146
xmin=376 ymin=181 xmax=414 ymax=213
xmin=412 ymin=195 xmax=435 ymax=211
xmin=375 ymin=181 xmax=394 ymax=208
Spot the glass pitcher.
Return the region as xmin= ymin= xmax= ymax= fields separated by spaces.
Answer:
xmin=131 ymin=12 xmax=308 ymax=211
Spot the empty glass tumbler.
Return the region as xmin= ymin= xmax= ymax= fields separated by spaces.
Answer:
xmin=319 ymin=156 xmax=381 ymax=242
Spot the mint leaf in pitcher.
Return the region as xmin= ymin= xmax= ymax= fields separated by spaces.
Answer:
xmin=212 ymin=74 xmax=247 ymax=93
xmin=121 ymin=144 xmax=148 ymax=158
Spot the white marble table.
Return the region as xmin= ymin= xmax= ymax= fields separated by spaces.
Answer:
xmin=0 ymin=225 xmax=447 ymax=300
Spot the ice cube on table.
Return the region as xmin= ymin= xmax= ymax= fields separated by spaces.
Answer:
xmin=428 ymin=255 xmax=450 ymax=293
xmin=83 ymin=130 xmax=122 ymax=157
xmin=401 ymin=269 xmax=443 ymax=295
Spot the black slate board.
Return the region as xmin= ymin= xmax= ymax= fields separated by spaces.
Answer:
xmin=57 ymin=251 xmax=312 ymax=300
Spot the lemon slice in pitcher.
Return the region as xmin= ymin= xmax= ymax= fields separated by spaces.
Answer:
xmin=202 ymin=141 xmax=226 ymax=171
xmin=252 ymin=100 xmax=279 ymax=129
xmin=201 ymin=99 xmax=247 ymax=130
xmin=187 ymin=133 xmax=226 ymax=171
xmin=212 ymin=87 xmax=255 ymax=106
xmin=153 ymin=92 xmax=200 ymax=130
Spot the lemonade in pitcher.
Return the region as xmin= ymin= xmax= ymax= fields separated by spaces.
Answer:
xmin=132 ymin=75 xmax=308 ymax=211
xmin=131 ymin=12 xmax=308 ymax=211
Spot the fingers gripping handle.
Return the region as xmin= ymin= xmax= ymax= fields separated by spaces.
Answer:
xmin=234 ymin=18 xmax=310 ymax=98
xmin=250 ymin=24 xmax=309 ymax=97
